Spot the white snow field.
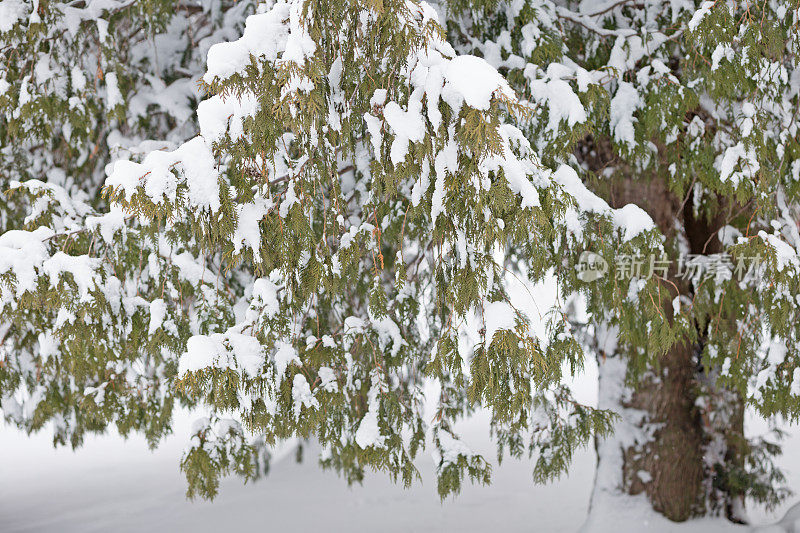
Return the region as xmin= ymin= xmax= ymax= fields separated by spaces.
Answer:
xmin=2 ymin=281 xmax=798 ymax=532
xmin=1 ymin=365 xmax=799 ymax=532
xmin=1 ymin=409 xmax=594 ymax=533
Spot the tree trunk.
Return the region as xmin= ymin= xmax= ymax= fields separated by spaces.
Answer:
xmin=582 ymin=171 xmax=747 ymax=525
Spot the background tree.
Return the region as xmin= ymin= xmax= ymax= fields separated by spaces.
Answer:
xmin=0 ymin=0 xmax=256 ymax=447
xmin=1 ymin=0 xmax=798 ymax=526
xmin=442 ymin=0 xmax=799 ymax=523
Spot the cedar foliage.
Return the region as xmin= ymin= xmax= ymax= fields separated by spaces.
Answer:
xmin=1 ymin=0 xmax=798 ymax=519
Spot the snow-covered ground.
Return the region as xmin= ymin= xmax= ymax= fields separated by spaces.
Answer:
xmin=2 ymin=279 xmax=798 ymax=532
xmin=2 ymin=361 xmax=798 ymax=532
xmin=0 ymin=408 xmax=595 ymax=532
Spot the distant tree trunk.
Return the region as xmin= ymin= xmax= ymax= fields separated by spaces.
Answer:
xmin=582 ymin=167 xmax=747 ymax=525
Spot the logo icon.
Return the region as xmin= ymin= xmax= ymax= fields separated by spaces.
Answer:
xmin=576 ymin=251 xmax=608 ymax=282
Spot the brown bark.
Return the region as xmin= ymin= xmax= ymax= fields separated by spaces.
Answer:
xmin=593 ymin=166 xmax=745 ymax=521
xmin=607 ymin=175 xmax=706 ymax=520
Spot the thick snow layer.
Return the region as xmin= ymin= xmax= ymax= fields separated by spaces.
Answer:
xmin=688 ymin=1 xmax=716 ymax=32
xmin=0 ymin=227 xmax=54 ymax=294
xmin=528 ymin=64 xmax=589 ymax=134
xmin=384 ymin=99 xmax=426 ymax=165
xmin=355 ymin=376 xmax=386 ymax=449
xmin=274 ymin=341 xmax=300 ymax=378
xmin=552 ymin=165 xmax=655 ymax=241
xmin=147 ymin=298 xmax=167 ymax=335
xmin=105 ymin=136 xmax=221 ymax=213
xmin=291 ymin=373 xmax=318 ymax=416
xmin=355 ymin=408 xmax=382 ymax=448
xmin=178 ymin=331 xmax=264 ymax=378
xmin=0 ymin=0 xmax=28 ymax=33
xmin=204 ymin=2 xmax=291 ymax=82
xmin=443 ymin=55 xmax=515 ymax=110
xmin=609 ymin=81 xmax=641 ymax=147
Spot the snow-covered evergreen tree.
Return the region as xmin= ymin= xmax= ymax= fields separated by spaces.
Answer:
xmin=1 ymin=0 xmax=798 ymax=525
xmin=0 ymin=0 xmax=256 ymax=447
xmin=442 ymin=0 xmax=799 ymax=523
